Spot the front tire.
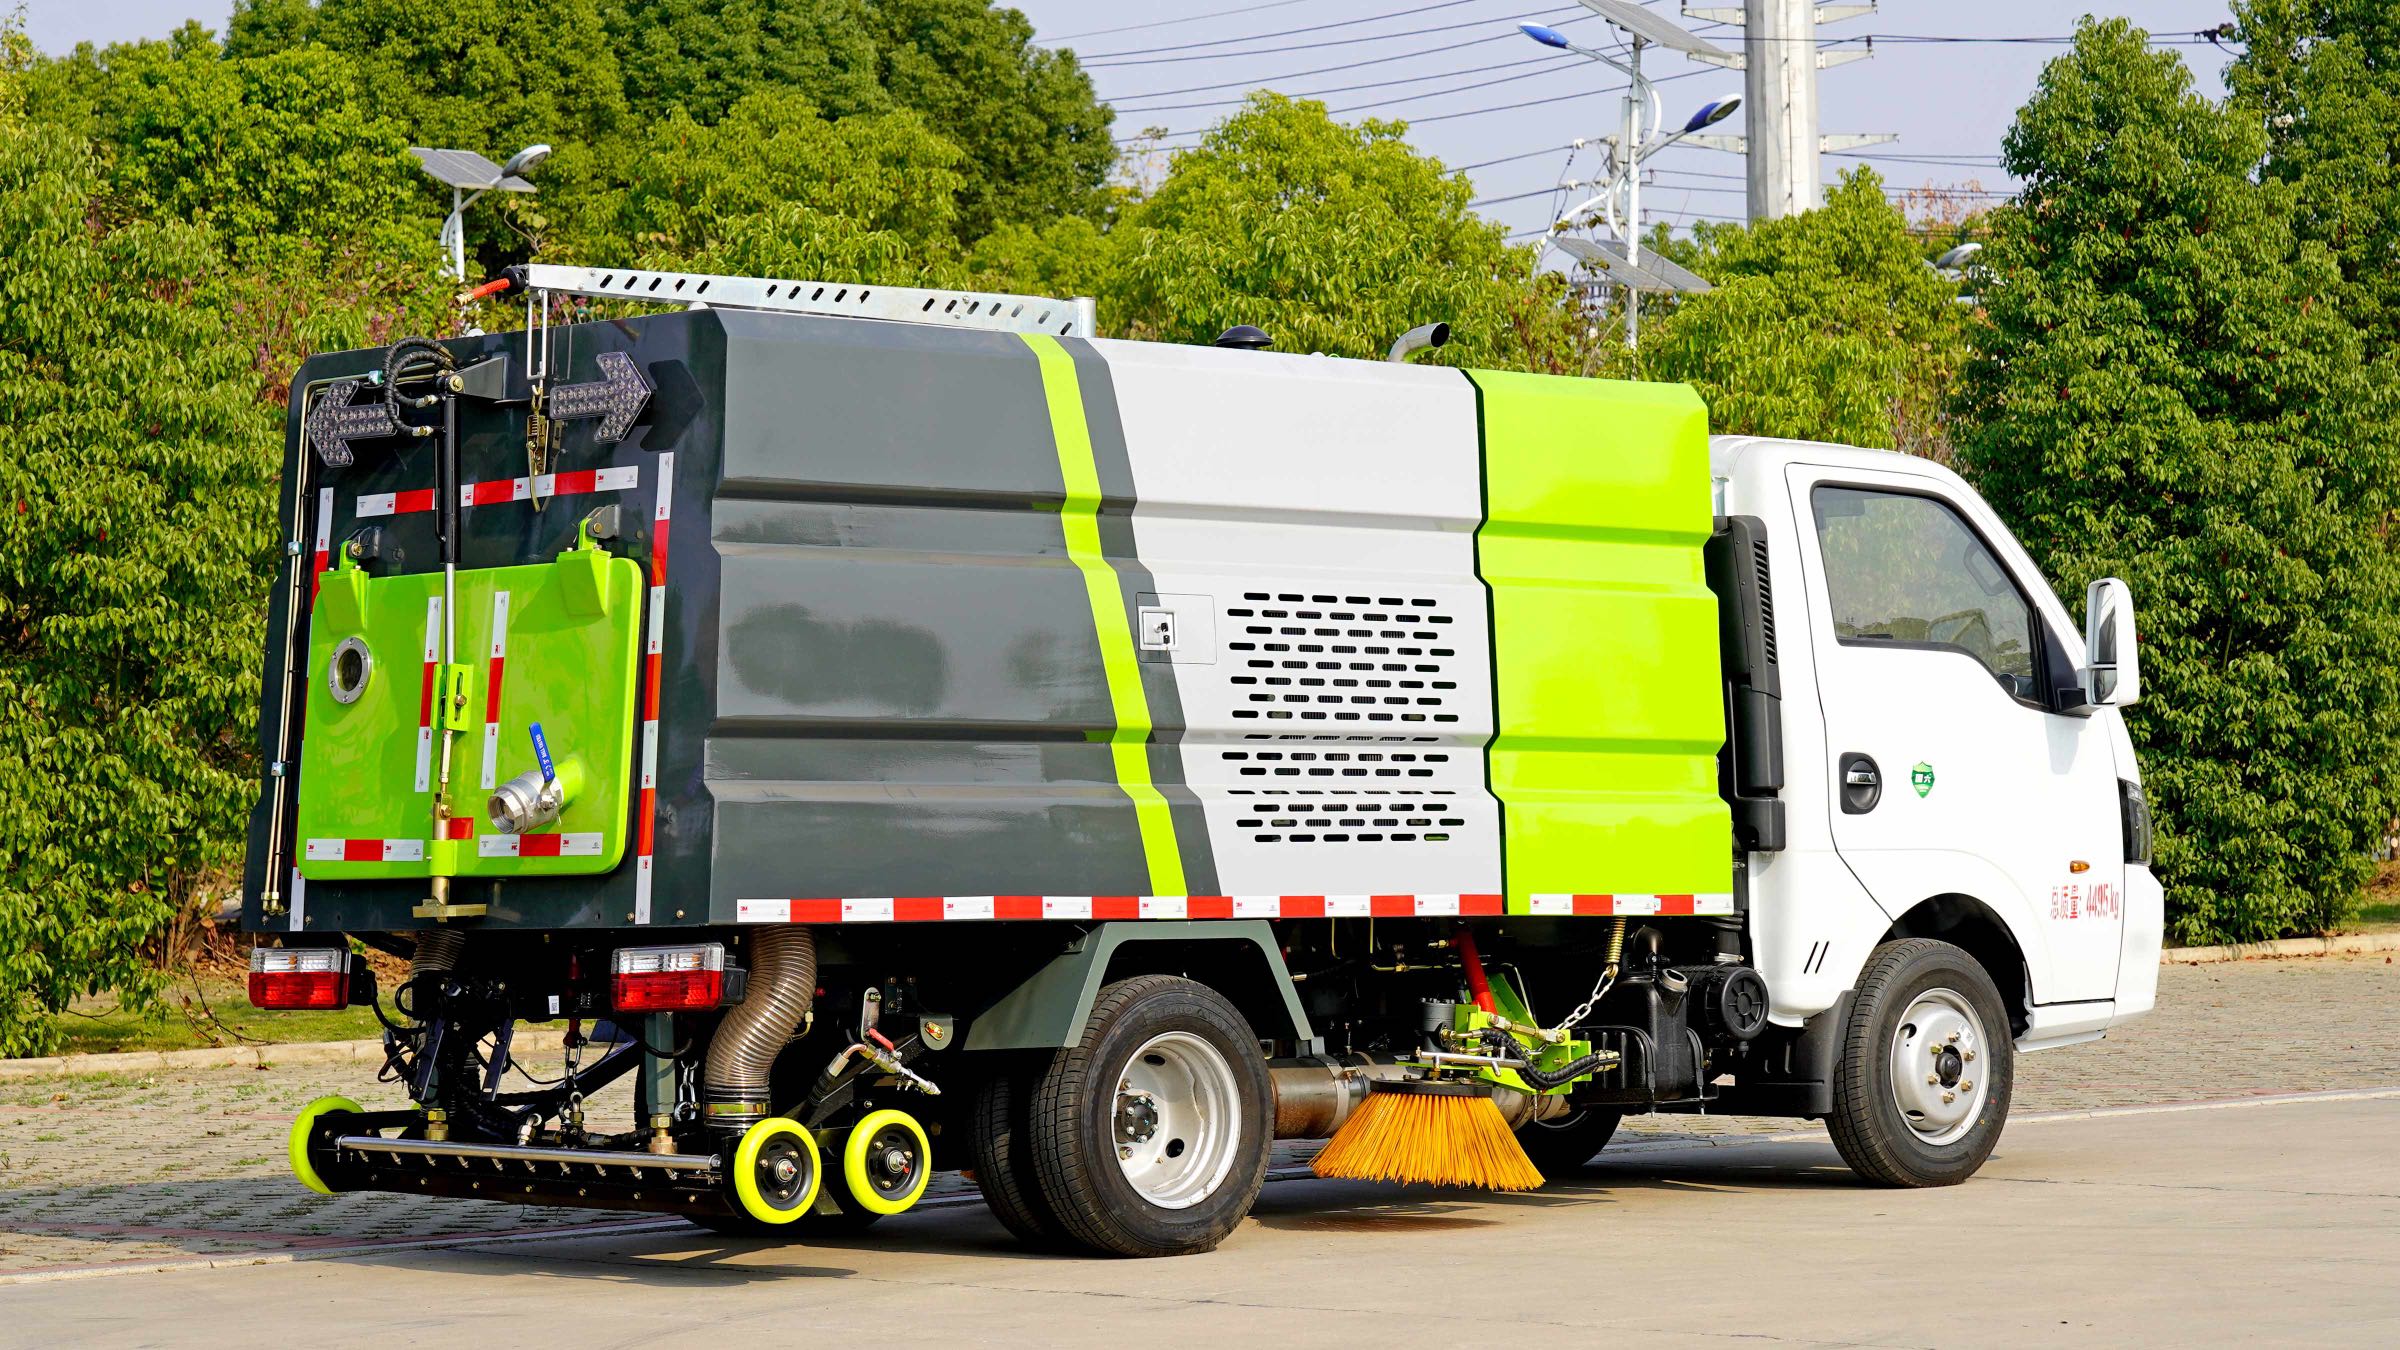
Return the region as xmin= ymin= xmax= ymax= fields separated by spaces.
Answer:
xmin=1827 ymin=938 xmax=2015 ymax=1187
xmin=1029 ymin=975 xmax=1273 ymax=1257
xmin=1516 ymin=1104 xmax=1623 ymax=1177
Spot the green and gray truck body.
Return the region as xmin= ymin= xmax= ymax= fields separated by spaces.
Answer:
xmin=244 ymin=265 xmax=2157 ymax=1256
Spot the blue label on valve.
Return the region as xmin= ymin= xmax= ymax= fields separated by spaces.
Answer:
xmin=529 ymin=721 xmax=556 ymax=783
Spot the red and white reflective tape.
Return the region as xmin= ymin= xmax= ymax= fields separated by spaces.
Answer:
xmin=460 ymin=465 xmax=642 ymax=508
xmin=414 ymin=594 xmax=443 ymax=793
xmin=734 ymin=894 xmax=1509 ymax=925
xmin=310 ymin=487 xmax=334 ymax=602
xmin=1527 ymin=894 xmax=1736 ymax=917
xmin=632 ymin=451 xmax=674 ymax=925
xmin=356 ymin=486 xmax=441 ymax=519
xmin=304 ymin=838 xmax=428 ymax=863
xmin=480 ymin=832 xmax=605 ymax=859
xmin=480 ymin=590 xmax=510 ymax=790
xmin=356 ymin=465 xmax=641 ymax=517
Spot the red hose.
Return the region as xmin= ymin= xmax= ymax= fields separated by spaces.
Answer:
xmin=1453 ymin=925 xmax=1497 ymax=1015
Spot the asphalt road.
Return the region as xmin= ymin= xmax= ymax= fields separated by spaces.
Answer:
xmin=6 ymin=1089 xmax=2394 ymax=1348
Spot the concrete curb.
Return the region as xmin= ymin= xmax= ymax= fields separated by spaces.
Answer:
xmin=2161 ymin=932 xmax=2400 ymax=965
xmin=0 ymin=1027 xmax=572 ymax=1081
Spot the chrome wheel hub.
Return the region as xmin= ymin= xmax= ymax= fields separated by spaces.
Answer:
xmin=1112 ymin=1031 xmax=1239 ymax=1210
xmin=1888 ymin=987 xmax=1988 ymax=1146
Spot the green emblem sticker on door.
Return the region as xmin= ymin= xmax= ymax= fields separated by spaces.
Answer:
xmin=1911 ymin=762 xmax=1936 ymax=797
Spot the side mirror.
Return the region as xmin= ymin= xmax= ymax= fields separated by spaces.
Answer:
xmin=2083 ymin=577 xmax=2139 ymax=707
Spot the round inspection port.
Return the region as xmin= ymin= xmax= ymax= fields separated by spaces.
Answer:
xmin=328 ymin=636 xmax=374 ymax=705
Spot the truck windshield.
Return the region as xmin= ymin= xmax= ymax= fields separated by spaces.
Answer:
xmin=1811 ymin=485 xmax=2040 ymax=702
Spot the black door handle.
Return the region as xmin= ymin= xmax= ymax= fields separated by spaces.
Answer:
xmin=1839 ymin=753 xmax=1881 ymax=814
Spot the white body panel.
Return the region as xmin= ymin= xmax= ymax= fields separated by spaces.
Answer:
xmin=1714 ymin=437 xmax=2160 ymax=1047
xmin=1100 ymin=340 xmax=1504 ymax=897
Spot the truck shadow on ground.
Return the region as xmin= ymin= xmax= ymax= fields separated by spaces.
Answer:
xmin=290 ymin=1141 xmax=1882 ymax=1286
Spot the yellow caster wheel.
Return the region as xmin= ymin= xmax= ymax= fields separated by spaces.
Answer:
xmin=842 ymin=1109 xmax=932 ymax=1215
xmin=727 ymin=1117 xmax=823 ymax=1226
xmin=288 ymin=1095 xmax=363 ymax=1196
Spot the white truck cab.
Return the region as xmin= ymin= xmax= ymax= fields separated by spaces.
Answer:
xmin=1715 ymin=436 xmax=2165 ymax=1054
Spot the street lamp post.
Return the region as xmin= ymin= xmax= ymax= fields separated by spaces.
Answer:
xmin=409 ymin=144 xmax=552 ymax=282
xmin=1520 ymin=1 xmax=1737 ymax=347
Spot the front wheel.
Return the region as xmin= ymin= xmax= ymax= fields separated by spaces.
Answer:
xmin=1029 ymin=975 xmax=1273 ymax=1257
xmin=1516 ymin=1104 xmax=1623 ymax=1177
xmin=1827 ymin=938 xmax=2015 ymax=1187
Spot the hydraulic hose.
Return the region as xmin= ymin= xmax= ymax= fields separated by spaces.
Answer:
xmin=703 ymin=926 xmax=817 ymax=1132
xmin=1511 ymin=1048 xmax=1617 ymax=1092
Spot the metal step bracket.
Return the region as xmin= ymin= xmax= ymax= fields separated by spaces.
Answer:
xmin=513 ymin=263 xmax=1099 ymax=338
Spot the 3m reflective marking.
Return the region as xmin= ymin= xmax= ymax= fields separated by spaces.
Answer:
xmin=1022 ymin=334 xmax=1187 ymax=897
xmin=310 ymin=488 xmax=333 ymax=602
xmin=632 ymin=451 xmax=674 ymax=926
xmin=354 ymin=487 xmax=438 ymax=519
xmin=479 ymin=832 xmax=604 ymax=859
xmin=414 ymin=595 xmax=443 ymax=793
xmin=1526 ymin=893 xmax=1735 ymax=916
xmin=460 ymin=464 xmax=641 ymax=508
xmin=305 ymin=838 xmax=426 ymax=863
xmin=731 ymin=894 xmax=1510 ymax=923
xmin=480 ymin=591 xmax=510 ymax=791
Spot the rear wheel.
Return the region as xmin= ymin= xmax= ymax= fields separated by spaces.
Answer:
xmin=1516 ymin=1104 xmax=1623 ymax=1177
xmin=970 ymin=1058 xmax=1070 ymax=1246
xmin=1029 ymin=975 xmax=1273 ymax=1257
xmin=1827 ymin=938 xmax=2015 ymax=1187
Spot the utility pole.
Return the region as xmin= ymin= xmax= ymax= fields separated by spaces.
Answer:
xmin=1681 ymin=0 xmax=1894 ymax=220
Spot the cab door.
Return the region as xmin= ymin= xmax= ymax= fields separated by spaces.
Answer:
xmin=1787 ymin=464 xmax=2124 ymax=1006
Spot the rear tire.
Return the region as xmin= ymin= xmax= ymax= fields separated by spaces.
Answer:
xmin=1827 ymin=938 xmax=2015 ymax=1187
xmin=1029 ymin=975 xmax=1273 ymax=1257
xmin=969 ymin=1058 xmax=1070 ymax=1246
xmin=1516 ymin=1104 xmax=1623 ymax=1177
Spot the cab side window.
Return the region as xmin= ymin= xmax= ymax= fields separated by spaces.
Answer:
xmin=1811 ymin=485 xmax=2041 ymax=703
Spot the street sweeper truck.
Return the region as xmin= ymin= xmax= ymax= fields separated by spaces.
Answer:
xmin=242 ymin=263 xmax=2162 ymax=1256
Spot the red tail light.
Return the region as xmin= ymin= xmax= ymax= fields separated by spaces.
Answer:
xmin=612 ymin=943 xmax=726 ymax=1012
xmin=249 ymin=947 xmax=350 ymax=1010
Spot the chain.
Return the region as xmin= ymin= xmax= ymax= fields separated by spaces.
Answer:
xmin=1548 ymin=917 xmax=1630 ymax=1036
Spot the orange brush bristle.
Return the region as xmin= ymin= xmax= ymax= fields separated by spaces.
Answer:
xmin=1310 ymin=1080 xmax=1545 ymax=1191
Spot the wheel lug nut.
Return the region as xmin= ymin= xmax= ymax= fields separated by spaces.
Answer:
xmin=1942 ymin=1091 xmax=1955 ymax=1103
xmin=1960 ymin=1080 xmax=1973 ymax=1091
xmin=1963 ymin=1049 xmax=1975 ymax=1062
xmin=1926 ymin=1075 xmax=1940 ymax=1085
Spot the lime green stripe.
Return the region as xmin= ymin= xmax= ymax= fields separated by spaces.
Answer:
xmin=1021 ymin=334 xmax=1188 ymax=896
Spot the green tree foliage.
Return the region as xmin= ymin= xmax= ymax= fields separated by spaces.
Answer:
xmin=602 ymin=0 xmax=884 ymax=125
xmin=0 ymin=118 xmax=282 ymax=1053
xmin=571 ymin=89 xmax=965 ymax=278
xmin=1956 ymin=19 xmax=2400 ymax=942
xmin=1631 ymin=171 xmax=1971 ymax=457
xmin=108 ymin=38 xmax=426 ymax=249
xmin=863 ymin=0 xmax=1113 ymax=237
xmin=2230 ymin=1 xmax=2400 ymax=344
xmin=1104 ymin=94 xmax=1588 ymax=369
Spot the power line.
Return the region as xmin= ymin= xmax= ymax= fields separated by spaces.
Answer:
xmin=1045 ymin=1 xmax=1319 ymax=44
xmin=1110 ymin=52 xmax=1564 ymax=112
xmin=1084 ymin=5 xmax=1585 ymax=68
xmin=1119 ymin=64 xmax=1709 ymax=145
xmin=1079 ymin=0 xmax=1493 ymax=60
xmin=1096 ymin=13 xmax=1602 ymax=104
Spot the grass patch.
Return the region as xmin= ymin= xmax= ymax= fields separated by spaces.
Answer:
xmin=43 ymin=975 xmax=381 ymax=1057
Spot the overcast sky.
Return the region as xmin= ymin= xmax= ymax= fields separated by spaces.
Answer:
xmin=21 ymin=1 xmax=2238 ymax=241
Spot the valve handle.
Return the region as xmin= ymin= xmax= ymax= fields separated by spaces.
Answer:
xmin=529 ymin=721 xmax=556 ymax=785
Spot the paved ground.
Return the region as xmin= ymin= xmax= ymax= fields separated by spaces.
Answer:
xmin=6 ymin=1092 xmax=2396 ymax=1347
xmin=1 ymin=955 xmax=2393 ymax=1302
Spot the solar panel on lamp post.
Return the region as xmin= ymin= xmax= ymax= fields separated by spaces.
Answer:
xmin=1518 ymin=3 xmax=1733 ymax=348
xmin=409 ymin=144 xmax=550 ymax=282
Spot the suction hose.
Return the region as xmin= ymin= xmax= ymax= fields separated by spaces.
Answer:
xmin=704 ymin=926 xmax=817 ymax=1132
xmin=410 ymin=927 xmax=466 ymax=980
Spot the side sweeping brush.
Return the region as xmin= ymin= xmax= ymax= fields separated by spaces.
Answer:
xmin=1310 ymin=1079 xmax=1545 ymax=1191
